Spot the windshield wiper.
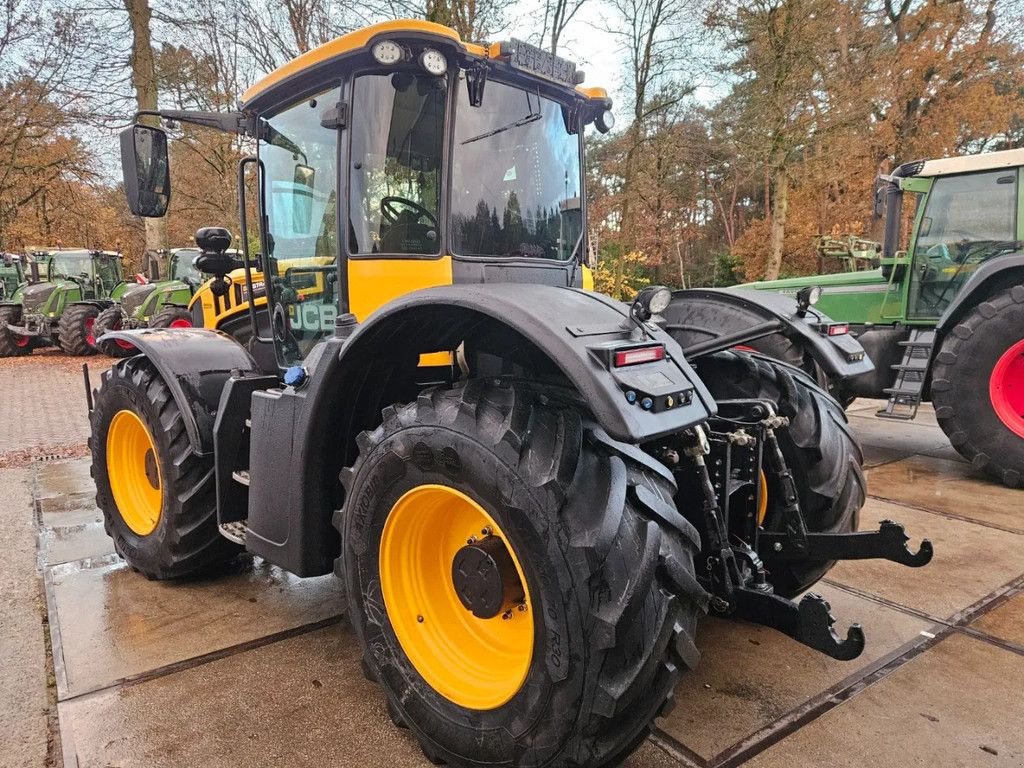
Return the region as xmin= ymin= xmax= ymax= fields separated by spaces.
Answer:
xmin=461 ymin=111 xmax=542 ymax=146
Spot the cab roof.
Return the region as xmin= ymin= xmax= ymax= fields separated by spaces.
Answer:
xmin=898 ymin=147 xmax=1024 ymax=179
xmin=241 ymin=19 xmax=609 ymax=112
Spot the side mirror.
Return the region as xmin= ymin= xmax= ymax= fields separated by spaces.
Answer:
xmin=120 ymin=125 xmax=171 ymax=217
xmin=872 ymin=179 xmax=885 ymax=220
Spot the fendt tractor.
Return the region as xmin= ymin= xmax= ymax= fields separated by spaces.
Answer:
xmin=744 ymin=149 xmax=1024 ymax=488
xmin=0 ymin=252 xmax=29 ymax=300
xmin=94 ymin=247 xmax=204 ymax=357
xmin=90 ymin=21 xmax=932 ymax=768
xmin=0 ymin=248 xmax=128 ymax=356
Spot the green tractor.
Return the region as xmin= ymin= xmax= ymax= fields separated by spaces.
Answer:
xmin=742 ymin=149 xmax=1024 ymax=487
xmin=0 ymin=252 xmax=29 ymax=301
xmin=94 ymin=247 xmax=202 ymax=357
xmin=0 ymin=249 xmax=128 ymax=356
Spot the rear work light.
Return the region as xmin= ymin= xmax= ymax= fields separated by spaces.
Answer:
xmin=613 ymin=345 xmax=665 ymax=367
xmin=827 ymin=324 xmax=849 ymax=336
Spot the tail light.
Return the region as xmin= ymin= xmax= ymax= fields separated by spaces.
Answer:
xmin=613 ymin=344 xmax=665 ymax=367
xmin=827 ymin=324 xmax=849 ymax=336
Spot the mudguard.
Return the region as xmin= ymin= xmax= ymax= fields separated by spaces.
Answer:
xmin=935 ymin=254 xmax=1024 ymax=334
xmin=334 ymin=283 xmax=716 ymax=443
xmin=97 ymin=327 xmax=259 ymax=455
xmin=664 ymin=287 xmax=874 ymax=380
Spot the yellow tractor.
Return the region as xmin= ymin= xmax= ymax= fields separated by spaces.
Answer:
xmin=91 ymin=20 xmax=932 ymax=767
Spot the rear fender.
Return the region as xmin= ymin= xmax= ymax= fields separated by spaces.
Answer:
xmin=935 ymin=255 xmax=1024 ymax=336
xmin=664 ymin=287 xmax=874 ymax=380
xmin=98 ymin=328 xmax=260 ymax=455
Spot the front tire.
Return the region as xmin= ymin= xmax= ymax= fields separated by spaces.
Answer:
xmin=58 ymin=304 xmax=100 ymax=356
xmin=691 ymin=351 xmax=866 ymax=596
xmin=149 ymin=306 xmax=193 ymax=329
xmin=90 ymin=356 xmax=240 ymax=579
xmin=338 ymin=380 xmax=703 ymax=768
xmin=931 ymin=285 xmax=1024 ymax=488
xmin=94 ymin=306 xmax=136 ymax=358
xmin=0 ymin=305 xmax=30 ymax=357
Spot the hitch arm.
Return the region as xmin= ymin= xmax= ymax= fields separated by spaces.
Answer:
xmin=760 ymin=519 xmax=933 ymax=567
xmin=734 ymin=588 xmax=865 ymax=661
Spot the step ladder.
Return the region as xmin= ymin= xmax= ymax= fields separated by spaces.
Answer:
xmin=876 ymin=329 xmax=936 ymax=420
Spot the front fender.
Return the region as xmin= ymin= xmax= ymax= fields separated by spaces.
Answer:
xmin=336 ymin=283 xmax=716 ymax=443
xmin=664 ymin=287 xmax=874 ymax=380
xmin=97 ymin=327 xmax=259 ymax=455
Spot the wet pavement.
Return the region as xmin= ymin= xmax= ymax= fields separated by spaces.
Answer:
xmin=6 ymin=397 xmax=1023 ymax=767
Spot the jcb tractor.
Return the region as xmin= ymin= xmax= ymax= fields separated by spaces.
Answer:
xmin=741 ymin=149 xmax=1024 ymax=488
xmin=91 ymin=20 xmax=932 ymax=768
xmin=0 ymin=248 xmax=128 ymax=356
xmin=94 ymin=247 xmax=205 ymax=357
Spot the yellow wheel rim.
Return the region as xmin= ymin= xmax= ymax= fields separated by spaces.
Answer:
xmin=379 ymin=484 xmax=534 ymax=710
xmin=757 ymin=469 xmax=768 ymax=525
xmin=106 ymin=409 xmax=162 ymax=536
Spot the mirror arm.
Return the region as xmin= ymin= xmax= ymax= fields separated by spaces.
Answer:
xmin=135 ymin=109 xmax=262 ymax=139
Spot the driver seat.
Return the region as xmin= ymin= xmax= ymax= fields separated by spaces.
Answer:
xmin=378 ymin=209 xmax=436 ymax=254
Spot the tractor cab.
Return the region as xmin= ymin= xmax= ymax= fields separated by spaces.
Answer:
xmin=47 ymin=249 xmax=125 ymax=299
xmin=120 ymin=21 xmax=612 ymax=370
xmin=0 ymin=253 xmax=27 ymax=300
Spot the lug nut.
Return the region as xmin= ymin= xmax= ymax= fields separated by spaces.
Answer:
xmin=417 ymin=615 xmax=424 ymax=623
xmin=502 ymin=610 xmax=513 ymax=620
xmin=517 ymin=602 xmax=528 ymax=613
xmin=773 ymin=542 xmax=783 ymax=552
xmin=481 ymin=526 xmax=492 ymax=537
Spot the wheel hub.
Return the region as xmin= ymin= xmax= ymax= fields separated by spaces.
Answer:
xmin=452 ymin=536 xmax=525 ymax=619
xmin=989 ymin=338 xmax=1024 ymax=439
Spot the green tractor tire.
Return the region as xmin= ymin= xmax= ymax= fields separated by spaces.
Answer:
xmin=58 ymin=304 xmax=100 ymax=356
xmin=339 ymin=380 xmax=703 ymax=768
xmin=149 ymin=306 xmax=193 ymax=328
xmin=931 ymin=285 xmax=1024 ymax=488
xmin=94 ymin=306 xmax=137 ymax=358
xmin=690 ymin=351 xmax=865 ymax=596
xmin=0 ymin=306 xmax=30 ymax=357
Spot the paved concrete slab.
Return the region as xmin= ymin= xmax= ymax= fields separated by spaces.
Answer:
xmin=656 ymin=583 xmax=931 ymax=760
xmin=747 ymin=633 xmax=1024 ymax=767
xmin=35 ymin=458 xmax=93 ymax=501
xmin=0 ymin=468 xmax=50 ymax=768
xmin=971 ymin=591 xmax=1024 ymax=647
xmin=867 ymin=454 xmax=1024 ymax=533
xmin=58 ymin=625 xmax=679 ymax=768
xmin=39 ymin=520 xmax=115 ymax=565
xmin=49 ymin=556 xmax=345 ymax=698
xmin=847 ymin=413 xmax=961 ymax=461
xmin=861 ymin=443 xmax=912 ymax=468
xmin=828 ymin=498 xmax=1024 ymax=621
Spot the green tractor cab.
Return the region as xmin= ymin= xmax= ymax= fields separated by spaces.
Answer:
xmin=94 ymin=247 xmax=203 ymax=357
xmin=0 ymin=249 xmax=128 ymax=357
xmin=0 ymin=252 xmax=29 ymax=300
xmin=745 ymin=148 xmax=1024 ymax=487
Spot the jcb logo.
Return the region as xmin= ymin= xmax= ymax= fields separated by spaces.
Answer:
xmin=288 ymin=302 xmax=337 ymax=331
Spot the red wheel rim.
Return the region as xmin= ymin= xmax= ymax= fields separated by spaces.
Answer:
xmin=989 ymin=337 xmax=1024 ymax=438
xmin=13 ymin=334 xmax=28 ymax=348
xmin=85 ymin=317 xmax=96 ymax=347
xmin=109 ymin=318 xmax=135 ymax=350
xmin=169 ymin=319 xmax=192 ymax=328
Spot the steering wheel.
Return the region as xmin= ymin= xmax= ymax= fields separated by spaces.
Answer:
xmin=380 ymin=196 xmax=437 ymax=227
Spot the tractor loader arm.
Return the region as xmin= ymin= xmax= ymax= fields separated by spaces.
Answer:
xmin=663 ymin=287 xmax=874 ymax=381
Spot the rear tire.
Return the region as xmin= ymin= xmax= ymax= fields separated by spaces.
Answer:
xmin=338 ymin=380 xmax=704 ymax=768
xmin=90 ymin=356 xmax=240 ymax=579
xmin=94 ymin=306 xmax=136 ymax=358
xmin=691 ymin=351 xmax=866 ymax=596
xmin=0 ymin=305 xmax=30 ymax=357
xmin=58 ymin=304 xmax=100 ymax=356
xmin=931 ymin=285 xmax=1024 ymax=488
xmin=150 ymin=306 xmax=193 ymax=329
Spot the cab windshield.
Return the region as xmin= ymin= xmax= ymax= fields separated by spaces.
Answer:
xmin=50 ymin=252 xmax=92 ymax=280
xmin=451 ymin=79 xmax=582 ymax=260
xmin=170 ymin=249 xmax=201 ymax=281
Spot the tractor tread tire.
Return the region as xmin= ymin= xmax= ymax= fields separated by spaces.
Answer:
xmin=337 ymin=380 xmax=703 ymax=768
xmin=0 ymin=305 xmax=29 ymax=357
xmin=150 ymin=306 xmax=193 ymax=328
xmin=90 ymin=356 xmax=240 ymax=579
xmin=94 ymin=306 xmax=134 ymax=358
xmin=931 ymin=285 xmax=1024 ymax=488
xmin=58 ymin=304 xmax=99 ymax=356
xmin=693 ymin=351 xmax=865 ymax=596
